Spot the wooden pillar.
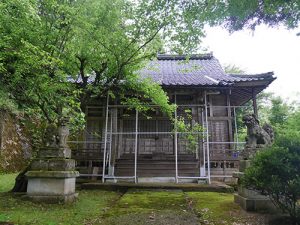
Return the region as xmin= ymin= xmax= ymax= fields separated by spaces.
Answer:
xmin=252 ymin=89 xmax=258 ymax=118
xmin=204 ymin=91 xmax=211 ymax=184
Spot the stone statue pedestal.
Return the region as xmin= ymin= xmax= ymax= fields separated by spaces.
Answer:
xmin=26 ymin=171 xmax=78 ymax=203
xmin=26 ymin=147 xmax=79 ymax=203
xmin=233 ymin=160 xmax=277 ymax=212
xmin=25 ymin=121 xmax=79 ymax=204
xmin=25 ymin=146 xmax=79 ymax=203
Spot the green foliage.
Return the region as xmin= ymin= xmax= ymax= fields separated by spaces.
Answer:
xmin=224 ymin=64 xmax=245 ymax=74
xmin=220 ymin=0 xmax=300 ymax=31
xmin=243 ymin=106 xmax=300 ymax=224
xmin=120 ymin=76 xmax=176 ymax=117
xmin=1 ymin=0 xmax=222 ymax=131
xmin=175 ymin=109 xmax=204 ymax=153
xmin=0 ymin=90 xmax=17 ymax=113
xmin=269 ymin=96 xmax=292 ymax=128
xmin=242 ymin=145 xmax=300 ymax=224
xmin=0 ymin=0 xmax=84 ymax=128
xmin=69 ymin=0 xmax=216 ymax=118
xmin=275 ymin=109 xmax=300 ymax=151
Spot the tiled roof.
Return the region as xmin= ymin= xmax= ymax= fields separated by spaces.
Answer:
xmin=139 ymin=54 xmax=275 ymax=86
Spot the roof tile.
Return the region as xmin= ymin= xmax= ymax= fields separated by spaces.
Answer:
xmin=139 ymin=54 xmax=274 ymax=86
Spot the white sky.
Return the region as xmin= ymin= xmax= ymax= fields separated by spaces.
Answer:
xmin=202 ymin=25 xmax=300 ymax=102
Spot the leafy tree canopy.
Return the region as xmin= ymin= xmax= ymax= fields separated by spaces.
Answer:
xmin=0 ymin=0 xmax=222 ymax=129
xmin=220 ymin=0 xmax=300 ymax=31
xmin=0 ymin=0 xmax=83 ymax=128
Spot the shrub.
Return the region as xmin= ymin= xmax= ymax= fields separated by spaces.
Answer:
xmin=242 ymin=144 xmax=300 ymax=224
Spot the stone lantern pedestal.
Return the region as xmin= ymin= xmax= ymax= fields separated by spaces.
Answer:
xmin=25 ymin=122 xmax=79 ymax=203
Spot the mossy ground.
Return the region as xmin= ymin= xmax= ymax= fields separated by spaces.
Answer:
xmin=187 ymin=192 xmax=248 ymax=225
xmin=0 ymin=173 xmax=292 ymax=225
xmin=0 ymin=174 xmax=122 ymax=225
xmin=102 ymin=189 xmax=199 ymax=225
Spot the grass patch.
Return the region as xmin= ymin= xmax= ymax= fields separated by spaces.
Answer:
xmin=0 ymin=189 xmax=121 ymax=225
xmin=0 ymin=173 xmax=18 ymax=192
xmin=187 ymin=192 xmax=242 ymax=225
xmin=0 ymin=172 xmax=122 ymax=225
xmin=1 ymin=174 xmax=278 ymax=225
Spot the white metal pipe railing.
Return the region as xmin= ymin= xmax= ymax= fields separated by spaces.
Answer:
xmin=134 ymin=110 xmax=138 ymax=184
xmin=174 ymin=94 xmax=178 ymax=183
xmin=108 ymin=111 xmax=113 ymax=175
xmin=74 ymin=102 xmax=251 ymax=181
xmin=233 ymin=107 xmax=239 ymax=146
xmin=102 ymin=94 xmax=109 ymax=183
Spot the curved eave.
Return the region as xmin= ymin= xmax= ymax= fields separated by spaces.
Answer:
xmin=230 ymin=76 xmax=276 ymax=106
xmin=161 ymin=75 xmax=276 ymax=106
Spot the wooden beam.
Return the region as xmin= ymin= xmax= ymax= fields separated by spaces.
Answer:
xmin=252 ymin=89 xmax=258 ymax=117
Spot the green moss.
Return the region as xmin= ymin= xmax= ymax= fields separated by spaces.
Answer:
xmin=0 ymin=173 xmax=18 ymax=192
xmin=1 ymin=174 xmax=270 ymax=225
xmin=187 ymin=192 xmax=241 ymax=225
xmin=105 ymin=189 xmax=187 ymax=217
xmin=103 ymin=189 xmax=199 ymax=225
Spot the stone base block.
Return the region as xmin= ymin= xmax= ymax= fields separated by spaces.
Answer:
xmin=27 ymin=177 xmax=77 ymax=196
xmin=26 ymin=171 xmax=79 ymax=204
xmin=234 ymin=193 xmax=278 ymax=212
xmin=238 ymin=186 xmax=269 ymax=200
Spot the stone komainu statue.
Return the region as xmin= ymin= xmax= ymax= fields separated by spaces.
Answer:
xmin=44 ymin=124 xmax=60 ymax=148
xmin=241 ymin=114 xmax=274 ymax=159
xmin=43 ymin=118 xmax=69 ymax=148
